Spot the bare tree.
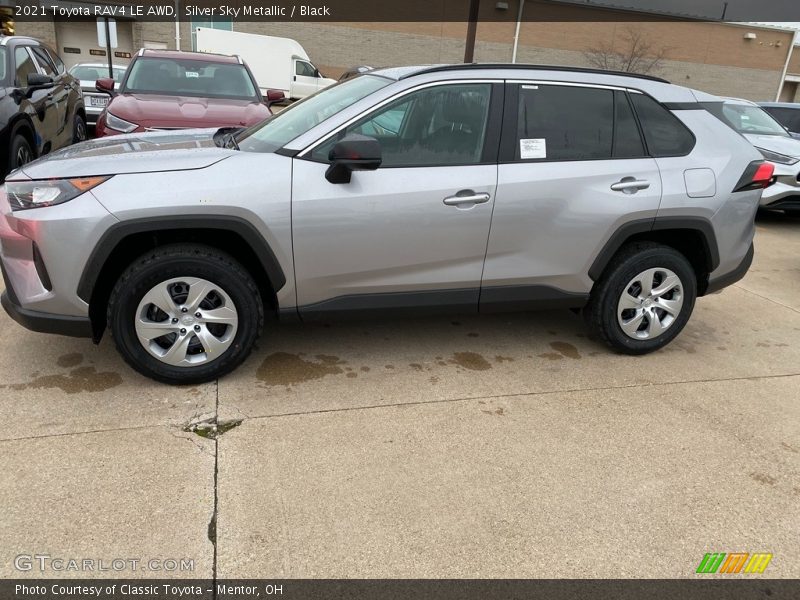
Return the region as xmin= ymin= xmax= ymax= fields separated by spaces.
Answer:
xmin=583 ymin=27 xmax=671 ymax=75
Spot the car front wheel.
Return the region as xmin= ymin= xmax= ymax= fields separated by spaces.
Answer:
xmin=108 ymin=244 xmax=263 ymax=384
xmin=585 ymin=242 xmax=697 ymax=355
xmin=8 ymin=134 xmax=34 ymax=171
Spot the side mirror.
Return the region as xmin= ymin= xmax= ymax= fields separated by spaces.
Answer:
xmin=25 ymin=73 xmax=54 ymax=96
xmin=264 ymin=89 xmax=285 ymax=107
xmin=95 ymin=77 xmax=116 ymax=96
xmin=314 ymin=68 xmax=321 ymax=78
xmin=325 ymin=134 xmax=382 ymax=184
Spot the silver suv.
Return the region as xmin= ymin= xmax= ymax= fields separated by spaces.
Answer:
xmin=0 ymin=64 xmax=771 ymax=384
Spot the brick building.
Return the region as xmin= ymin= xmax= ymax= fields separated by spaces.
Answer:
xmin=2 ymin=0 xmax=799 ymax=102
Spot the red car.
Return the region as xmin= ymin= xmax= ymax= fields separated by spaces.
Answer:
xmin=94 ymin=50 xmax=273 ymax=136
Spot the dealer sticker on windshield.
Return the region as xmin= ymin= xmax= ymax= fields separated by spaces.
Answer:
xmin=520 ymin=138 xmax=546 ymax=159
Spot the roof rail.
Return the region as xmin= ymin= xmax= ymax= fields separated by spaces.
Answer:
xmin=400 ymin=63 xmax=670 ymax=84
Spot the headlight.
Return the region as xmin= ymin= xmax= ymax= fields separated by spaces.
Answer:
xmin=105 ymin=111 xmax=138 ymax=133
xmin=6 ymin=177 xmax=111 ymax=211
xmin=756 ymin=147 xmax=799 ymax=166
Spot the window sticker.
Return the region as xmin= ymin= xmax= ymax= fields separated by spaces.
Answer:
xmin=185 ymin=71 xmax=199 ymax=78
xmin=520 ymin=138 xmax=547 ymax=159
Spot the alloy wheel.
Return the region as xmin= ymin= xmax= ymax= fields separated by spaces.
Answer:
xmin=616 ymin=267 xmax=684 ymax=340
xmin=134 ymin=277 xmax=238 ymax=367
xmin=15 ymin=145 xmax=32 ymax=167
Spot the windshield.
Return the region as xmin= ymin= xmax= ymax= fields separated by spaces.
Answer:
xmin=122 ymin=57 xmax=258 ymax=100
xmin=719 ymin=103 xmax=790 ymax=137
xmin=237 ymin=75 xmax=392 ymax=153
xmin=70 ymin=65 xmax=126 ymax=82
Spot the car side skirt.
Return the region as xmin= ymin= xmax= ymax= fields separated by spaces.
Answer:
xmin=284 ymin=285 xmax=588 ymax=321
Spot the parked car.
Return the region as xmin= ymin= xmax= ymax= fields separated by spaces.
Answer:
xmin=94 ymin=49 xmax=271 ymax=136
xmin=68 ymin=63 xmax=126 ymax=126
xmin=195 ymin=27 xmax=336 ymax=99
xmin=0 ymin=35 xmax=86 ymax=177
xmin=339 ymin=65 xmax=374 ymax=81
xmin=0 ymin=64 xmax=769 ymax=384
xmin=704 ymin=97 xmax=800 ymax=213
xmin=759 ymin=102 xmax=800 ymax=139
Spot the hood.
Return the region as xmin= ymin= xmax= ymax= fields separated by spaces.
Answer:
xmin=108 ymin=93 xmax=270 ymax=128
xmin=743 ymin=133 xmax=800 ymax=159
xmin=19 ymin=128 xmax=237 ymax=179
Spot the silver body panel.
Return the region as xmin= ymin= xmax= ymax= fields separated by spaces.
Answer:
xmin=0 ymin=65 xmax=764 ymax=329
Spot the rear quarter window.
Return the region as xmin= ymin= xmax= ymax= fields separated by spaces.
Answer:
xmin=630 ymin=93 xmax=695 ymax=157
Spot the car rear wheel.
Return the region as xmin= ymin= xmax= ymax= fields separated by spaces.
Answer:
xmin=108 ymin=244 xmax=263 ymax=384
xmin=584 ymin=242 xmax=697 ymax=355
xmin=8 ymin=134 xmax=33 ymax=171
xmin=73 ymin=113 xmax=87 ymax=143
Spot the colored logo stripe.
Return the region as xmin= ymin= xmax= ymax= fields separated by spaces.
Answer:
xmin=696 ymin=552 xmax=772 ymax=574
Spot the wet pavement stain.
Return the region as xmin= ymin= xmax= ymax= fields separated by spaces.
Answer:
xmin=2 ymin=366 xmax=123 ymax=394
xmin=56 ymin=353 xmax=84 ymax=368
xmin=450 ymin=352 xmax=492 ymax=371
xmin=749 ymin=472 xmax=777 ymax=486
xmin=482 ymin=407 xmax=505 ymax=416
xmin=494 ymin=355 xmax=514 ymax=363
xmin=256 ymin=352 xmax=346 ymax=386
xmin=467 ymin=332 xmax=480 ymax=337
xmin=549 ymin=341 xmax=581 ymax=359
xmin=538 ymin=352 xmax=564 ymax=361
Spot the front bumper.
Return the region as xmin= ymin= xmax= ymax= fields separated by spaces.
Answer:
xmin=0 ymin=289 xmax=92 ymax=338
xmin=760 ymin=162 xmax=800 ymax=208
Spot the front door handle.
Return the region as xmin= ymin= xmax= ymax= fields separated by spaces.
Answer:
xmin=443 ymin=191 xmax=491 ymax=207
xmin=611 ymin=177 xmax=651 ymax=194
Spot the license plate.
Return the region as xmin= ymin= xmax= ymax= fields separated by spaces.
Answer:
xmin=90 ymin=96 xmax=108 ymax=107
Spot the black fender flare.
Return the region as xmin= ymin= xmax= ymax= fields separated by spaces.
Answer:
xmin=588 ymin=216 xmax=720 ymax=282
xmin=76 ymin=215 xmax=287 ymax=303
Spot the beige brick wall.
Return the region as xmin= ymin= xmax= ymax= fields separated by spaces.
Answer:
xmin=14 ymin=18 xmax=57 ymax=49
xmin=29 ymin=16 xmax=790 ymax=102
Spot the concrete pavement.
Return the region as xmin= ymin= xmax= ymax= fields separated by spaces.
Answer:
xmin=1 ymin=213 xmax=798 ymax=578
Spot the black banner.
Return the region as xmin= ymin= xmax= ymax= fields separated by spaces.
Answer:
xmin=2 ymin=579 xmax=800 ymax=600
xmin=5 ymin=0 xmax=800 ymax=23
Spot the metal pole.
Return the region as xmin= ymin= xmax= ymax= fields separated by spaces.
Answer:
xmin=104 ymin=17 xmax=113 ymax=79
xmin=511 ymin=0 xmax=525 ymax=63
xmin=175 ymin=0 xmax=181 ymax=50
xmin=464 ymin=0 xmax=480 ymax=63
xmin=776 ymin=29 xmax=798 ymax=102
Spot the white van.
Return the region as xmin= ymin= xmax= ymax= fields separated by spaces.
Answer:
xmin=194 ymin=27 xmax=336 ymax=99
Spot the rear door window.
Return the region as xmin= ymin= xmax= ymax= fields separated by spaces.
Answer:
xmin=629 ymin=93 xmax=695 ymax=157
xmin=509 ymin=84 xmax=647 ymax=162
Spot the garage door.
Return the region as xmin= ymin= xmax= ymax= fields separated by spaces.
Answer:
xmin=55 ymin=20 xmax=134 ymax=70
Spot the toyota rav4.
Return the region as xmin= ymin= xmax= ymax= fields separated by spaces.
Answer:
xmin=0 ymin=64 xmax=771 ymax=384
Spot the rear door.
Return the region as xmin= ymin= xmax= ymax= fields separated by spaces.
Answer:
xmin=291 ymin=81 xmax=503 ymax=314
xmin=482 ymin=82 xmax=663 ymax=305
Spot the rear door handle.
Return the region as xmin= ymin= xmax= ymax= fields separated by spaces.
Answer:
xmin=611 ymin=177 xmax=651 ymax=194
xmin=443 ymin=191 xmax=491 ymax=207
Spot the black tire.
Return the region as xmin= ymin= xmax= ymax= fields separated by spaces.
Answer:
xmin=584 ymin=242 xmax=697 ymax=355
xmin=8 ymin=133 xmax=34 ymax=172
xmin=72 ymin=113 xmax=87 ymax=144
xmin=108 ymin=244 xmax=264 ymax=384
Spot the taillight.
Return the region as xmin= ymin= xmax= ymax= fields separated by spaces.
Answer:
xmin=733 ymin=160 xmax=775 ymax=192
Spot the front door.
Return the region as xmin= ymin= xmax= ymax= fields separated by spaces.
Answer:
xmin=291 ymin=82 xmax=501 ymax=315
xmin=291 ymin=59 xmax=320 ymax=99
